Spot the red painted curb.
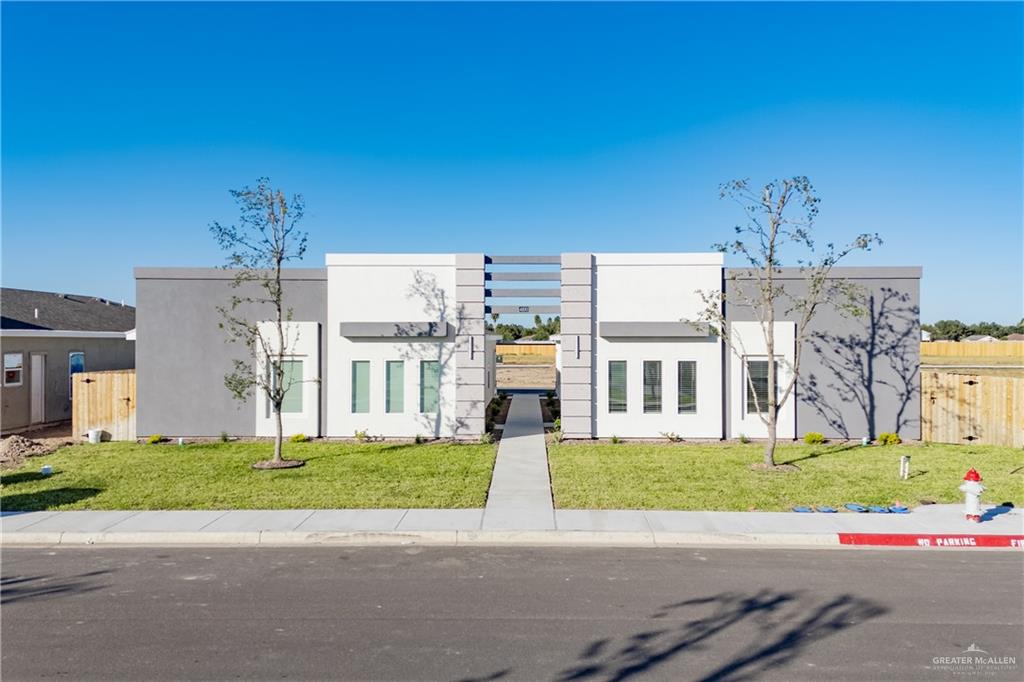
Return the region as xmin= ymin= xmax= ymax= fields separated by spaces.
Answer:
xmin=838 ymin=533 xmax=1024 ymax=548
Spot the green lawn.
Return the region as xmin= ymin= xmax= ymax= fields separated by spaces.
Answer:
xmin=548 ymin=441 xmax=1023 ymax=511
xmin=0 ymin=440 xmax=496 ymax=511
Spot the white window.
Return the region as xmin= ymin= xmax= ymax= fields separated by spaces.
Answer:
xmin=608 ymin=361 xmax=627 ymax=413
xmin=68 ymin=351 xmax=85 ymax=396
xmin=4 ymin=352 xmax=23 ymax=387
xmin=677 ymin=361 xmax=697 ymax=414
xmin=643 ymin=361 xmax=662 ymax=414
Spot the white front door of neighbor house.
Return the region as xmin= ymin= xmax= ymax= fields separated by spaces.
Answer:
xmin=30 ymin=353 xmax=46 ymax=424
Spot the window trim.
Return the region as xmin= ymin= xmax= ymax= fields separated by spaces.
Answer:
xmin=608 ymin=360 xmax=627 ymax=413
xmin=419 ymin=360 xmax=440 ymax=414
xmin=677 ymin=360 xmax=697 ymax=414
xmin=4 ymin=352 xmax=24 ymax=387
xmin=385 ymin=360 xmax=404 ymax=414
xmin=744 ymin=357 xmax=778 ymax=416
xmin=351 ymin=360 xmax=371 ymax=414
xmin=68 ymin=351 xmax=85 ymax=397
xmin=642 ymin=360 xmax=662 ymax=414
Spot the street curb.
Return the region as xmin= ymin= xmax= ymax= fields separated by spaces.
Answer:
xmin=3 ymin=530 xmax=1021 ymax=549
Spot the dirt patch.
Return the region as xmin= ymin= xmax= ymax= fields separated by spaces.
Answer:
xmin=1 ymin=434 xmax=71 ymax=469
xmin=539 ymin=396 xmax=560 ymax=424
xmin=497 ymin=365 xmax=554 ymax=389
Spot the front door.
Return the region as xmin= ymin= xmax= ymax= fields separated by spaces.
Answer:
xmin=30 ymin=353 xmax=46 ymax=424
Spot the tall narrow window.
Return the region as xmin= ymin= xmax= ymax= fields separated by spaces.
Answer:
xmin=677 ymin=361 xmax=697 ymax=414
xmin=386 ymin=361 xmax=404 ymax=413
xmin=746 ymin=359 xmax=777 ymax=414
xmin=420 ymin=360 xmax=440 ymax=413
xmin=352 ymin=360 xmax=370 ymax=413
xmin=608 ymin=360 xmax=627 ymax=413
xmin=68 ymin=351 xmax=85 ymax=397
xmin=279 ymin=359 xmax=303 ymax=414
xmin=643 ymin=361 xmax=662 ymax=413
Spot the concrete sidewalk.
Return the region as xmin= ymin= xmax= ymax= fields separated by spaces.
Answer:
xmin=2 ymin=504 xmax=1020 ymax=548
xmin=482 ymin=393 xmax=554 ymax=530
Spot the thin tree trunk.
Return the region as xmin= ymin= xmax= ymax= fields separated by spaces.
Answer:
xmin=274 ymin=407 xmax=283 ymax=463
xmin=764 ymin=417 xmax=777 ymax=467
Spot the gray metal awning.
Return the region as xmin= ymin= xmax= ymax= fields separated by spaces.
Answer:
xmin=598 ymin=321 xmax=711 ymax=338
xmin=339 ymin=322 xmax=451 ymax=338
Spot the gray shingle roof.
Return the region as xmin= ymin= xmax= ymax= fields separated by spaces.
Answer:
xmin=1 ymin=288 xmax=135 ymax=332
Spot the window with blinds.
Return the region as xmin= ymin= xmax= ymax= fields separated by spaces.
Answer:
xmin=746 ymin=359 xmax=777 ymax=414
xmin=386 ymin=361 xmax=404 ymax=413
xmin=677 ymin=360 xmax=696 ymax=413
xmin=351 ymin=360 xmax=370 ymax=413
xmin=608 ymin=360 xmax=627 ymax=413
xmin=643 ymin=360 xmax=662 ymax=413
xmin=420 ymin=360 xmax=440 ymax=413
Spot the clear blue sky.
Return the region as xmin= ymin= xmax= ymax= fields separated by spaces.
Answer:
xmin=3 ymin=1 xmax=1021 ymax=323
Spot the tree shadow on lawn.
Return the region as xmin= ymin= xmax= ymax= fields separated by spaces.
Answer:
xmin=0 ymin=470 xmax=60 ymax=486
xmin=0 ymin=487 xmax=101 ymax=511
xmin=777 ymin=443 xmax=862 ymax=467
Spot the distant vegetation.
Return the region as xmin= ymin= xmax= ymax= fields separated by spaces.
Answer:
xmin=487 ymin=315 xmax=561 ymax=342
xmin=922 ymin=319 xmax=1024 ymax=340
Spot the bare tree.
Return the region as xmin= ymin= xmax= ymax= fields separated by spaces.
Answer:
xmin=697 ymin=177 xmax=880 ymax=467
xmin=210 ymin=178 xmax=309 ymax=469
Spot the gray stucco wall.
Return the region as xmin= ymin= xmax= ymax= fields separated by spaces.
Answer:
xmin=0 ymin=336 xmax=135 ymax=432
xmin=135 ymin=268 xmax=327 ymax=437
xmin=724 ymin=267 xmax=922 ymax=440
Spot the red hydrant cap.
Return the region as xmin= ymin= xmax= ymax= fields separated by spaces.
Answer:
xmin=963 ymin=468 xmax=982 ymax=482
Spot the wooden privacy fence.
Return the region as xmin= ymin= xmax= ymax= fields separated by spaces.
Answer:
xmin=922 ymin=371 xmax=1023 ymax=447
xmin=72 ymin=370 xmax=136 ymax=441
xmin=921 ymin=341 xmax=1024 ymax=358
xmin=495 ymin=343 xmax=557 ymax=358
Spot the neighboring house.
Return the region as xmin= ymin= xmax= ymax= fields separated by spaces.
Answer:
xmin=1 ymin=288 xmax=135 ymax=432
xmin=135 ymin=254 xmax=921 ymax=440
xmin=963 ymin=334 xmax=997 ymax=342
xmin=921 ymin=329 xmax=932 ymax=342
xmin=1005 ymin=333 xmax=1024 ymax=341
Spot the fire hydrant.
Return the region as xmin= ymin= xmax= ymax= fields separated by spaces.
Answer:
xmin=958 ymin=468 xmax=985 ymax=522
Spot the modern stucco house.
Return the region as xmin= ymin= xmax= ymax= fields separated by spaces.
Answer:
xmin=134 ymin=254 xmax=921 ymax=441
xmin=1 ymin=288 xmax=136 ymax=432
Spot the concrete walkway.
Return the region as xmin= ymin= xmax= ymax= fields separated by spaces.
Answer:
xmin=3 ymin=505 xmax=1021 ymax=548
xmin=482 ymin=393 xmax=555 ymax=530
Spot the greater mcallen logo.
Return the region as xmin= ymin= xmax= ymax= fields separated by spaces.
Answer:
xmin=931 ymin=643 xmax=1018 ymax=676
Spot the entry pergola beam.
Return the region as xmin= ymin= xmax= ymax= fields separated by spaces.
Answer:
xmin=486 ymin=271 xmax=561 ymax=281
xmin=486 ymin=255 xmax=561 ymax=265
xmin=486 ymin=305 xmax=561 ymax=314
xmin=486 ymin=288 xmax=561 ymax=298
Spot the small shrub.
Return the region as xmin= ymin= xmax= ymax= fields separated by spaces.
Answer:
xmin=354 ymin=430 xmax=369 ymax=443
xmin=220 ymin=431 xmax=231 ymax=443
xmin=552 ymin=429 xmax=564 ymax=443
xmin=878 ymin=432 xmax=902 ymax=446
xmin=553 ymin=417 xmax=561 ymax=431
xmin=611 ymin=435 xmax=621 ymax=445
xmin=803 ymin=432 xmax=826 ymax=445
xmin=738 ymin=433 xmax=750 ymax=444
xmin=414 ymin=434 xmax=424 ymax=445
xmin=545 ymin=390 xmax=555 ymax=401
xmin=146 ymin=434 xmax=163 ymax=445
xmin=478 ymin=432 xmax=494 ymax=444
xmin=660 ymin=431 xmax=682 ymax=443
xmin=290 ymin=433 xmax=309 ymax=443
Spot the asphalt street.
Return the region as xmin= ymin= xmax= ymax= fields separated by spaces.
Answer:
xmin=2 ymin=547 xmax=1021 ymax=681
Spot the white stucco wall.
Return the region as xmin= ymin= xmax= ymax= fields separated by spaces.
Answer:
xmin=326 ymin=254 xmax=460 ymax=438
xmin=592 ymin=253 xmax=724 ymax=439
xmin=727 ymin=321 xmax=796 ymax=439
